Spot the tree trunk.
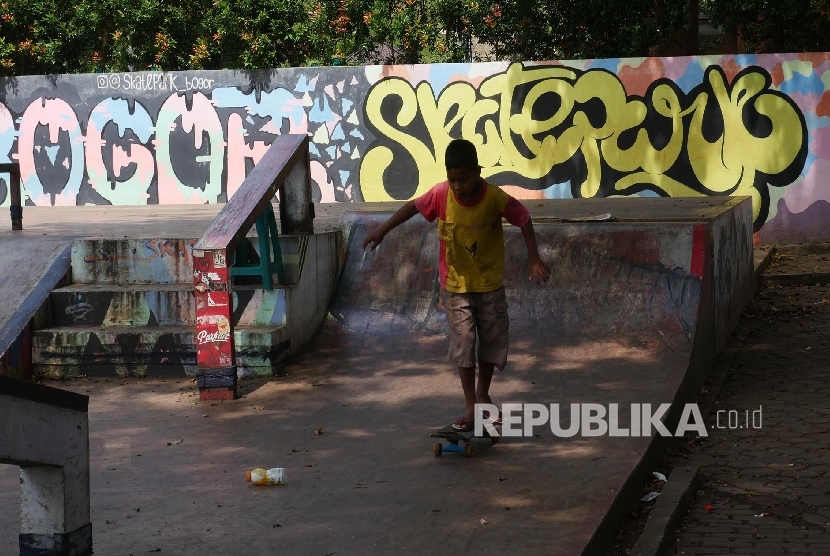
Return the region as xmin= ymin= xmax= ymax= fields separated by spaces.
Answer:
xmin=686 ymin=0 xmax=699 ymax=55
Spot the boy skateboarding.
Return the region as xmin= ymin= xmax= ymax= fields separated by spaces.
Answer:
xmin=362 ymin=139 xmax=550 ymax=431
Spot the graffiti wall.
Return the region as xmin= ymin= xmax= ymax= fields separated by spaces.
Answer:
xmin=1 ymin=53 xmax=829 ymax=243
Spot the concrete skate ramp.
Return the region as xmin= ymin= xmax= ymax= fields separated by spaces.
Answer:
xmin=266 ymin=213 xmax=715 ymax=555
xmin=333 ymin=216 xmax=702 ymax=349
xmin=0 ymin=235 xmax=71 ymax=362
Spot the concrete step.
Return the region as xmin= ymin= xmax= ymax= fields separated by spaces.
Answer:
xmin=32 ymin=324 xmax=289 ymax=378
xmin=48 ymin=285 xmax=289 ymax=328
xmin=71 ymin=235 xmax=304 ymax=285
xmin=33 ymin=232 xmax=339 ymax=380
xmin=50 ymin=284 xmax=195 ymax=327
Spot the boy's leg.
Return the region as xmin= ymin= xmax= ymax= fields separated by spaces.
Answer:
xmin=476 ymin=287 xmax=509 ymax=422
xmin=476 ymin=360 xmax=496 ymax=404
xmin=476 ymin=287 xmax=509 ymax=369
xmin=443 ymin=289 xmax=478 ymax=430
xmin=457 ymin=366 xmax=477 ymax=427
xmin=476 ymin=361 xmax=499 ymax=422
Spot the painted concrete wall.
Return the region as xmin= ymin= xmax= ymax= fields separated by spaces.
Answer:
xmin=712 ymin=198 xmax=755 ymax=351
xmin=1 ymin=54 xmax=828 ymax=243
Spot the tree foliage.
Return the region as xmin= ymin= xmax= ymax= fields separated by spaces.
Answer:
xmin=0 ymin=0 xmax=220 ymax=73
xmin=465 ymin=0 xmax=687 ymax=60
xmin=1 ymin=0 xmax=829 ymax=76
xmin=0 ymin=0 xmax=473 ymax=74
xmin=701 ymin=0 xmax=830 ymax=53
xmin=297 ymin=0 xmax=468 ymax=65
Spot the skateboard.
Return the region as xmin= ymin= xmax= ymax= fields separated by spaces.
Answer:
xmin=430 ymin=423 xmax=499 ymax=457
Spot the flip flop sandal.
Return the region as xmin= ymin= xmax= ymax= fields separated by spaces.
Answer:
xmin=452 ymin=415 xmax=474 ymax=432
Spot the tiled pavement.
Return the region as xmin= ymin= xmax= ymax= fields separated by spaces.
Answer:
xmin=668 ymin=277 xmax=830 ymax=555
xmin=613 ymin=246 xmax=830 ymax=555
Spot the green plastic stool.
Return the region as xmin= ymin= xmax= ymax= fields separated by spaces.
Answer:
xmin=230 ymin=204 xmax=286 ymax=290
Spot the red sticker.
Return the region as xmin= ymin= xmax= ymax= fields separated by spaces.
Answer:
xmin=194 ymin=251 xmax=233 ymax=369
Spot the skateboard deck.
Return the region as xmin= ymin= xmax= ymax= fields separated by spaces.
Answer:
xmin=430 ymin=423 xmax=499 ymax=457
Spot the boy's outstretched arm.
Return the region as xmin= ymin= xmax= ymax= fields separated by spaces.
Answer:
xmin=362 ymin=200 xmax=420 ymax=250
xmin=519 ymin=220 xmax=551 ymax=282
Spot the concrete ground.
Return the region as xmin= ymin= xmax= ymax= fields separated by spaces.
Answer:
xmin=607 ymin=244 xmax=830 ymax=555
xmin=2 ymin=333 xmax=684 ymax=555
xmin=0 ymin=198 xmax=744 ymax=555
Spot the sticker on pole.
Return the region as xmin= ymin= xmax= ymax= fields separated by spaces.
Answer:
xmin=213 ymin=252 xmax=226 ymax=268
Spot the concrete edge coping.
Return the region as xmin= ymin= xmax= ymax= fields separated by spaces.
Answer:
xmin=632 ymin=466 xmax=699 ymax=556
xmin=754 ymin=246 xmax=777 ymax=276
xmin=0 ymin=375 xmax=88 ymax=413
xmin=759 ymin=272 xmax=830 ymax=286
xmin=757 ymin=245 xmax=830 ymax=286
xmin=622 ymin=242 xmax=771 ymax=556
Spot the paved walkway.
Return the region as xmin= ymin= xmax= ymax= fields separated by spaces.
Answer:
xmin=611 ymin=244 xmax=830 ymax=555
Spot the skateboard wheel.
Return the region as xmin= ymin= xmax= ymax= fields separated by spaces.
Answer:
xmin=465 ymin=443 xmax=474 ymax=457
xmin=433 ymin=443 xmax=443 ymax=457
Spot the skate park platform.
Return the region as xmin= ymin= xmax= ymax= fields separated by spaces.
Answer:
xmin=0 ymin=195 xmax=755 ymax=555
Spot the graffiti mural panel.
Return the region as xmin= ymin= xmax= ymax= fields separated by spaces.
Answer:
xmin=1 ymin=53 xmax=829 ymax=241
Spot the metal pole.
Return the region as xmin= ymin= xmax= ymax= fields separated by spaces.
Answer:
xmin=0 ymin=163 xmax=22 ymax=231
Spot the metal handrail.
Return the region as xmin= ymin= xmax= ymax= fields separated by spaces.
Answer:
xmin=191 ymin=134 xmax=313 ymax=401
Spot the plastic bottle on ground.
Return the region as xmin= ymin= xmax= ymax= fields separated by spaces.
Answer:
xmin=246 ymin=467 xmax=286 ymax=485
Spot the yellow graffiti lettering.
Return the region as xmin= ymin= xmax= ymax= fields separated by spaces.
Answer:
xmin=460 ymin=96 xmax=501 ymax=168
xmin=602 ymin=83 xmax=685 ymax=176
xmin=616 ymin=172 xmax=701 ymax=197
xmin=417 ymin=81 xmax=478 ymax=190
xmin=507 ymin=70 xmax=576 ymax=174
xmin=361 ymin=62 xmax=806 ymax=228
xmin=360 ymin=78 xmax=438 ymax=201
xmin=683 ymin=69 xmax=804 ymax=220
xmin=484 ymin=64 xmax=579 ymax=180
xmin=572 ymin=71 xmax=632 ymax=196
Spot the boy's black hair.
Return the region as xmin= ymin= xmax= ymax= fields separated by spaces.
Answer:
xmin=445 ymin=139 xmax=479 ymax=170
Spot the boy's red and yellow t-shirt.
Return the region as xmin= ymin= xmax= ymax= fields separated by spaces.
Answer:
xmin=415 ymin=180 xmax=530 ymax=293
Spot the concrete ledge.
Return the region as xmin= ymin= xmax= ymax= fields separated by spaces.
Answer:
xmin=633 ymin=466 xmax=699 ymax=556
xmin=1 ymin=379 xmax=92 ymax=556
xmin=0 ymin=376 xmax=88 ymax=413
xmin=754 ymin=244 xmax=830 ymax=286
xmin=754 ymin=246 xmax=776 ymax=276
xmin=759 ymin=272 xmax=830 ymax=286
